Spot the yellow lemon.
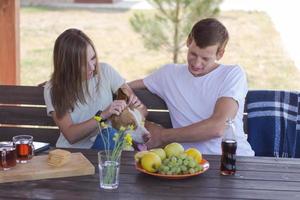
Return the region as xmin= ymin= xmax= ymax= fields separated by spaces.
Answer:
xmin=149 ymin=148 xmax=166 ymax=160
xmin=164 ymin=142 xmax=184 ymax=158
xmin=134 ymin=151 xmax=149 ymax=163
xmin=141 ymin=152 xmax=162 ymax=173
xmin=185 ymin=148 xmax=202 ymax=163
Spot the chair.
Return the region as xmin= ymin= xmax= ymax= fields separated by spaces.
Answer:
xmin=246 ymin=90 xmax=300 ymax=158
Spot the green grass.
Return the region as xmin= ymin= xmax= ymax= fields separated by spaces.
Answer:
xmin=20 ymin=7 xmax=300 ymax=90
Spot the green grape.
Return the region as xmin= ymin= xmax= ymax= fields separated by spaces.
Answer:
xmin=158 ymin=166 xmax=164 ymax=172
xmin=193 ymin=165 xmax=199 ymax=172
xmin=180 ymin=165 xmax=187 ymax=172
xmin=160 ymin=154 xmax=204 ymax=175
xmin=189 ymin=168 xmax=195 ymax=174
xmin=188 ymin=160 xmax=196 ymax=168
xmin=170 ymin=167 xmax=176 ymax=173
xmin=163 ymin=166 xmax=170 ymax=172
xmin=176 ymin=167 xmax=181 ymax=174
xmin=168 ymin=162 xmax=175 ymax=168
xmin=163 ymin=158 xmax=170 ymax=165
xmin=177 ymin=158 xmax=183 ymax=165
xmin=186 ymin=155 xmax=193 ymax=162
xmin=178 ymin=153 xmax=187 ymax=160
xmin=183 ymin=159 xmax=189 ymax=166
xmin=171 ymin=156 xmax=177 ymax=164
xmin=171 ymin=167 xmax=177 ymax=174
xmin=198 ymin=165 xmax=203 ymax=171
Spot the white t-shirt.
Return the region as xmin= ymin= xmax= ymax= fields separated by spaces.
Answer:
xmin=144 ymin=64 xmax=254 ymax=156
xmin=44 ymin=63 xmax=125 ymax=148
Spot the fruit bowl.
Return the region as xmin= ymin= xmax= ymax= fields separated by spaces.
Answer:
xmin=135 ymin=159 xmax=209 ymax=180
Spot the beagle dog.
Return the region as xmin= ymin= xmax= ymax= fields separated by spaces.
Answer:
xmin=110 ymin=89 xmax=149 ymax=149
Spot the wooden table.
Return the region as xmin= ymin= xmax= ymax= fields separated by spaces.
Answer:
xmin=1 ymin=149 xmax=300 ymax=200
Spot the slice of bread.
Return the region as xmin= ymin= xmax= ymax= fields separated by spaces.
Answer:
xmin=48 ymin=149 xmax=71 ymax=167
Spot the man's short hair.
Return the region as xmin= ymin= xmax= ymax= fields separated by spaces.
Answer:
xmin=189 ymin=18 xmax=229 ymax=52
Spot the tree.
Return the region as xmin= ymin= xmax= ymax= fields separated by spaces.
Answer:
xmin=130 ymin=0 xmax=222 ymax=63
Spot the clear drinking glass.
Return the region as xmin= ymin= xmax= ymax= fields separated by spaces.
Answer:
xmin=98 ymin=151 xmax=120 ymax=190
xmin=12 ymin=135 xmax=34 ymax=163
xmin=0 ymin=142 xmax=17 ymax=170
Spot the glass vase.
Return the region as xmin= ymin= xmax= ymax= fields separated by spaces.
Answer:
xmin=98 ymin=151 xmax=120 ymax=189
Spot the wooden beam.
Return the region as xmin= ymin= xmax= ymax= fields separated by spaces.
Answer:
xmin=74 ymin=0 xmax=121 ymax=3
xmin=0 ymin=0 xmax=20 ymax=85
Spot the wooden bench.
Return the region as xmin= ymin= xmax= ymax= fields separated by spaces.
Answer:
xmin=0 ymin=85 xmax=59 ymax=146
xmin=0 ymin=85 xmax=247 ymax=146
xmin=0 ymin=85 xmax=173 ymax=146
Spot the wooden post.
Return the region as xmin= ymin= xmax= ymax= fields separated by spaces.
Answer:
xmin=0 ymin=0 xmax=20 ymax=85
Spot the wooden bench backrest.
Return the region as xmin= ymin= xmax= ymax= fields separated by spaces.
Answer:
xmin=0 ymin=86 xmax=247 ymax=146
xmin=133 ymin=89 xmax=172 ymax=128
xmin=0 ymin=85 xmax=59 ymax=146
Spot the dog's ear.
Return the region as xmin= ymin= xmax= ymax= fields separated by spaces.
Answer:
xmin=110 ymin=109 xmax=137 ymax=130
xmin=116 ymin=88 xmax=129 ymax=102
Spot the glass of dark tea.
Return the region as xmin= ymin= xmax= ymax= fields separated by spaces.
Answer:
xmin=13 ymin=135 xmax=35 ymax=163
xmin=0 ymin=142 xmax=17 ymax=170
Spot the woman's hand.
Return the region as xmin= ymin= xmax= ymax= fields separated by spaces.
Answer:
xmin=101 ymin=100 xmax=127 ymax=119
xmin=119 ymin=83 xmax=148 ymax=117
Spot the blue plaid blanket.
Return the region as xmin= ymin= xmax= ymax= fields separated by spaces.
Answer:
xmin=246 ymin=90 xmax=300 ymax=158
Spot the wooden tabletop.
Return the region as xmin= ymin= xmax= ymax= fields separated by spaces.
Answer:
xmin=1 ymin=149 xmax=300 ymax=200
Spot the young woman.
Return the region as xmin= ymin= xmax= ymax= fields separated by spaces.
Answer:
xmin=44 ymin=28 xmax=147 ymax=149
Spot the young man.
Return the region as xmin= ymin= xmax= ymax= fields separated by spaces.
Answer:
xmin=129 ymin=18 xmax=254 ymax=156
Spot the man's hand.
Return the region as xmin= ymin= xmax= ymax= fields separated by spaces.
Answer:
xmin=145 ymin=121 xmax=165 ymax=149
xmin=128 ymin=94 xmax=142 ymax=108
